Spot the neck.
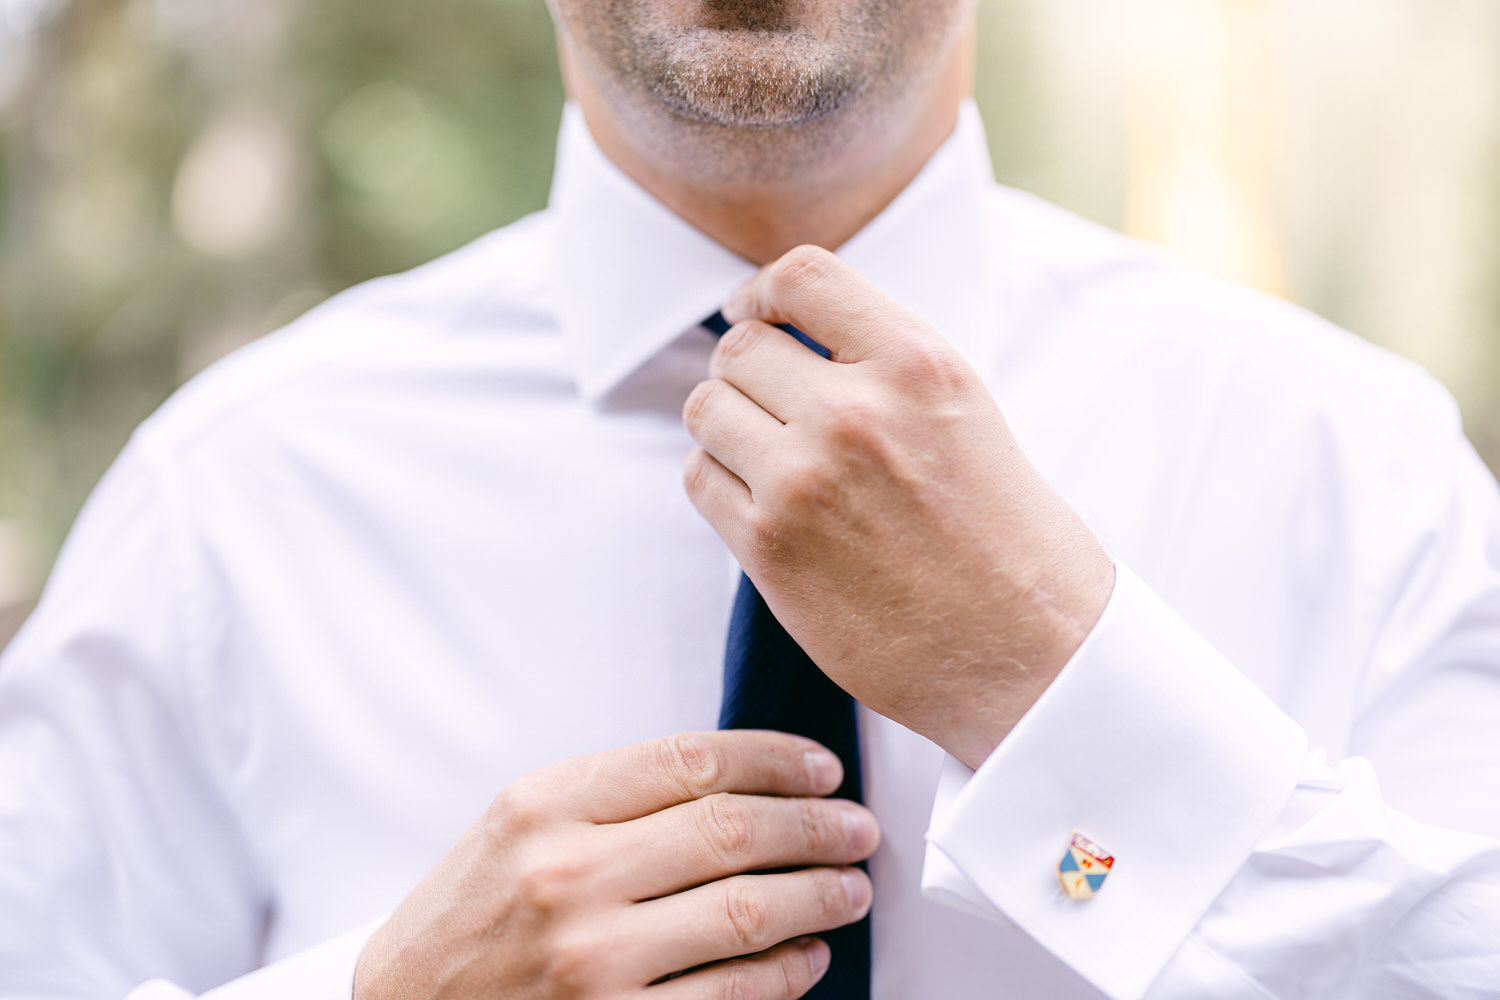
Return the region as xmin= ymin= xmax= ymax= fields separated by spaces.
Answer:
xmin=562 ymin=30 xmax=974 ymax=265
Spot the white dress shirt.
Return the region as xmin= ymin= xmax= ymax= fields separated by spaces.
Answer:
xmin=2 ymin=100 xmax=1499 ymax=999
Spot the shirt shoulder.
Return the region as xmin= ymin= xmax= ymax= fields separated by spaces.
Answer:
xmin=986 ymin=182 xmax=1460 ymax=446
xmin=986 ymin=184 xmax=1477 ymax=678
xmin=134 ymin=209 xmax=559 ymax=462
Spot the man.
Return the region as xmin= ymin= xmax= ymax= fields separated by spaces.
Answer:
xmin=1 ymin=0 xmax=1498 ymax=996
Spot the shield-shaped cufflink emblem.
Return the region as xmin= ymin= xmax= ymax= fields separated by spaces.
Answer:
xmin=1058 ymin=831 xmax=1114 ymax=899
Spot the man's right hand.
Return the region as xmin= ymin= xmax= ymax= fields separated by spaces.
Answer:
xmin=353 ymin=730 xmax=879 ymax=999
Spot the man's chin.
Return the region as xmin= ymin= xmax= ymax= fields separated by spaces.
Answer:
xmin=695 ymin=0 xmax=807 ymax=34
xmin=639 ymin=28 xmax=860 ymax=129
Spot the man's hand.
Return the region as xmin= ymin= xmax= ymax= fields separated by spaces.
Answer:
xmin=683 ymin=246 xmax=1116 ymax=769
xmin=354 ymin=731 xmax=877 ymax=999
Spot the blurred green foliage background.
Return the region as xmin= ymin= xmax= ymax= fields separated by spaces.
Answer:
xmin=0 ymin=0 xmax=563 ymax=600
xmin=2 ymin=0 xmax=1499 ymax=639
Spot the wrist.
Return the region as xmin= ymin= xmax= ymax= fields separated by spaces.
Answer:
xmin=352 ymin=921 xmax=423 ymax=1000
xmin=946 ymin=543 xmax=1116 ymax=770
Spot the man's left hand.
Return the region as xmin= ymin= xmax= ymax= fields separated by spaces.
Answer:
xmin=684 ymin=246 xmax=1115 ymax=769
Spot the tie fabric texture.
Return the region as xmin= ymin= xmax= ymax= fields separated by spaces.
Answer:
xmin=704 ymin=311 xmax=871 ymax=1000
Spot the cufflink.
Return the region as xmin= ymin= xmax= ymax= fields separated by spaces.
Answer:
xmin=1058 ymin=831 xmax=1114 ymax=899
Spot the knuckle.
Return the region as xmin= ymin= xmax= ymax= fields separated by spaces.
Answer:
xmin=894 ymin=341 xmax=970 ymax=395
xmin=719 ymin=961 xmax=754 ymax=1000
xmin=513 ymin=849 xmax=587 ymax=917
xmin=481 ymin=795 xmax=514 ymax=844
xmin=799 ymin=800 xmax=840 ymax=855
xmin=659 ymin=732 xmax=721 ymax=797
xmin=683 ymin=447 xmax=711 ymax=496
xmin=776 ymin=945 xmax=809 ymax=998
xmin=772 ymin=244 xmax=835 ymax=296
xmin=821 ymin=392 xmax=881 ymax=447
xmin=722 ymin=880 xmax=772 ymax=951
xmin=776 ymin=456 xmax=839 ymax=514
xmin=683 ymin=379 xmax=720 ymax=428
xmin=487 ymin=778 xmax=547 ymax=839
xmin=813 ymin=869 xmax=848 ymax=923
xmin=723 ymin=961 xmax=762 ymax=1000
xmin=543 ymin=932 xmax=603 ymax=996
xmin=703 ymin=793 xmax=754 ymax=859
xmin=716 ymin=321 xmax=760 ymax=364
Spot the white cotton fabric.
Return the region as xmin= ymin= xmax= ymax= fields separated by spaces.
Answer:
xmin=1 ymin=101 xmax=1498 ymax=999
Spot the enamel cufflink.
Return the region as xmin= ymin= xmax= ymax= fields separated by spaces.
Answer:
xmin=1058 ymin=831 xmax=1114 ymax=899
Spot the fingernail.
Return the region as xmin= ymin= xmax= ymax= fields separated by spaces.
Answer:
xmin=805 ymin=937 xmax=830 ymax=977
xmin=803 ymin=751 xmax=841 ymax=791
xmin=841 ymin=869 xmax=871 ymax=913
xmin=842 ymin=807 xmax=877 ymax=853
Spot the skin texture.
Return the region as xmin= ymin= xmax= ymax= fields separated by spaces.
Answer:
xmin=355 ymin=732 xmax=877 ymax=998
xmin=685 ymin=248 xmax=1115 ymax=769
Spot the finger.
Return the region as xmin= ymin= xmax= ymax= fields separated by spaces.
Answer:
xmin=646 ymin=936 xmax=830 ymax=1000
xmin=682 ymin=378 xmax=786 ymax=485
xmin=721 ymin=245 xmax=936 ymax=363
xmin=709 ymin=319 xmax=834 ymax=423
xmin=606 ymin=792 xmax=879 ymax=901
xmin=629 ymin=867 xmax=871 ymax=984
xmin=525 ymin=730 xmax=844 ymax=824
xmin=683 ymin=446 xmax=755 ymax=552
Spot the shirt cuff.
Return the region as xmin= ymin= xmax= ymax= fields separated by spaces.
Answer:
xmin=921 ymin=563 xmax=1307 ymax=1000
xmin=195 ymin=919 xmax=381 ymax=999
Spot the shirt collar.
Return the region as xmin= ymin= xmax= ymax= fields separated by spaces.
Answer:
xmin=549 ymin=99 xmax=1001 ymax=401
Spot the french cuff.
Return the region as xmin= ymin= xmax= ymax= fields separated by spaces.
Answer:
xmin=196 ymin=918 xmax=385 ymax=999
xmin=921 ymin=563 xmax=1306 ymax=1000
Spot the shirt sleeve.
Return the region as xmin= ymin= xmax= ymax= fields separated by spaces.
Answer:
xmin=0 ymin=435 xmax=374 ymax=999
xmin=921 ymin=439 xmax=1500 ymax=999
xmin=124 ymin=923 xmax=379 ymax=1000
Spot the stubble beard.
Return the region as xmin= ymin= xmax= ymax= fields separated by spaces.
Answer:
xmin=631 ymin=26 xmax=874 ymax=130
xmin=587 ymin=0 xmax=891 ymax=129
xmin=556 ymin=0 xmax=964 ymax=182
xmin=566 ymin=0 xmax=923 ymax=177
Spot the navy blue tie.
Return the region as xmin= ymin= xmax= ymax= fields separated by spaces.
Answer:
xmin=704 ymin=311 xmax=871 ymax=1000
